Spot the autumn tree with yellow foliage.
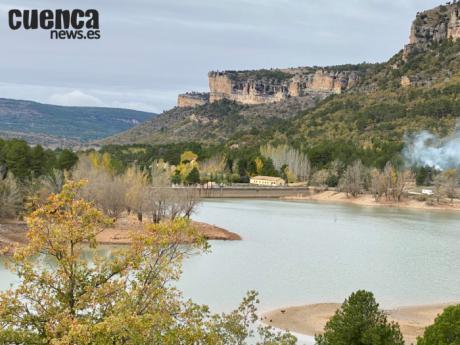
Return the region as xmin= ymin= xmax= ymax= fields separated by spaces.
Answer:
xmin=0 ymin=181 xmax=295 ymax=344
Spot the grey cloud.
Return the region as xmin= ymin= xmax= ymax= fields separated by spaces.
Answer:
xmin=0 ymin=0 xmax=445 ymax=111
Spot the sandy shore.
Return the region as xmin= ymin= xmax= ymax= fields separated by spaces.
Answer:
xmin=0 ymin=216 xmax=241 ymax=252
xmin=284 ymin=190 xmax=460 ymax=212
xmin=262 ymin=302 xmax=456 ymax=344
xmin=95 ymin=218 xmax=241 ymax=245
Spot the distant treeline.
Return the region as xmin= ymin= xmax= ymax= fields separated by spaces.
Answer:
xmin=100 ymin=138 xmax=404 ymax=177
xmin=0 ymin=139 xmax=78 ymax=180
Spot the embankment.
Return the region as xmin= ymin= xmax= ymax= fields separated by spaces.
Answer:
xmin=197 ymin=186 xmax=310 ymax=198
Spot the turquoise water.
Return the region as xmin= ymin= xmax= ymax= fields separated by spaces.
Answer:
xmin=2 ymin=199 xmax=460 ymax=316
xmin=178 ymin=199 xmax=460 ymax=313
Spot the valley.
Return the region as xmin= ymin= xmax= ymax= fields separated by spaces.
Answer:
xmin=1 ymin=2 xmax=460 ymax=344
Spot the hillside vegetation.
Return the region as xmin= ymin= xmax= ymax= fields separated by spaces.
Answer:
xmin=100 ymin=94 xmax=322 ymax=146
xmin=0 ymin=98 xmax=155 ymax=146
xmin=102 ymin=37 xmax=460 ymax=167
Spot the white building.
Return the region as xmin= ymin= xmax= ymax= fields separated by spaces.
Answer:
xmin=250 ymin=176 xmax=286 ymax=186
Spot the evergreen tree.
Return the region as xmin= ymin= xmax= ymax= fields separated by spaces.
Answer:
xmin=171 ymin=170 xmax=182 ymax=185
xmin=56 ymin=149 xmax=78 ymax=171
xmin=29 ymin=145 xmax=46 ymax=177
xmin=3 ymin=139 xmax=31 ymax=180
xmin=261 ymin=157 xmax=279 ymax=177
xmin=316 ymin=290 xmax=404 ymax=345
xmin=185 ymin=167 xmax=200 ymax=185
xmin=417 ymin=305 xmax=460 ymax=345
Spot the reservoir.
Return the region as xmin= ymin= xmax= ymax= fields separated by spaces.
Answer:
xmin=1 ymin=199 xmax=460 ymax=317
xmin=178 ymin=199 xmax=460 ymax=313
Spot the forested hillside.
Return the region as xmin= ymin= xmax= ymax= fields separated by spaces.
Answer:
xmin=0 ymin=98 xmax=155 ymax=147
xmin=100 ymin=35 xmax=460 ymax=174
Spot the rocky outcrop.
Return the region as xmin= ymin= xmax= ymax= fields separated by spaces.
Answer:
xmin=177 ymin=92 xmax=209 ymax=108
xmin=204 ymin=69 xmax=359 ymax=105
xmin=400 ymin=75 xmax=434 ymax=88
xmin=208 ymin=71 xmax=288 ymax=104
xmin=288 ymin=70 xmax=359 ymax=95
xmin=177 ymin=66 xmax=359 ymax=107
xmin=403 ymin=2 xmax=460 ymax=60
xmin=400 ymin=76 xmax=412 ymax=88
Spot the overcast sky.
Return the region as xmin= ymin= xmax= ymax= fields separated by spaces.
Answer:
xmin=0 ymin=0 xmax=444 ymax=113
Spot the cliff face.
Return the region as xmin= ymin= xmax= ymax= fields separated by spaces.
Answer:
xmin=177 ymin=2 xmax=460 ymax=108
xmin=291 ymin=70 xmax=359 ymax=94
xmin=208 ymin=71 xmax=288 ymax=104
xmin=207 ymin=70 xmax=359 ymax=105
xmin=177 ymin=66 xmax=359 ymax=107
xmin=176 ymin=68 xmax=359 ymax=107
xmin=403 ymin=2 xmax=460 ymax=60
xmin=104 ymin=2 xmax=460 ymax=147
xmin=177 ymin=92 xmax=209 ymax=108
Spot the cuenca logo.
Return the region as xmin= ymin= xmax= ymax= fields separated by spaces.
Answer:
xmin=8 ymin=9 xmax=101 ymax=40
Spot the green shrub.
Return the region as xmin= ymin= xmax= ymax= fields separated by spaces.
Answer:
xmin=417 ymin=305 xmax=460 ymax=345
xmin=316 ymin=290 xmax=404 ymax=345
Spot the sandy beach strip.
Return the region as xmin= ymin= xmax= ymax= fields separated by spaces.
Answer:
xmin=95 ymin=219 xmax=241 ymax=245
xmin=284 ymin=190 xmax=460 ymax=212
xmin=262 ymin=302 xmax=457 ymax=345
xmin=0 ymin=217 xmax=241 ymax=252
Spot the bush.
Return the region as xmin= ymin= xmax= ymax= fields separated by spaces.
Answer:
xmin=326 ymin=175 xmax=339 ymax=188
xmin=240 ymin=176 xmax=250 ymax=183
xmin=415 ymin=166 xmax=435 ymax=186
xmin=416 ymin=194 xmax=427 ymax=202
xmin=417 ymin=305 xmax=460 ymax=345
xmin=316 ymin=290 xmax=404 ymax=345
xmin=185 ymin=167 xmax=200 ymax=185
xmin=171 ymin=171 xmax=181 ymax=185
xmin=230 ymin=173 xmax=242 ymax=183
xmin=56 ymin=149 xmax=79 ymax=171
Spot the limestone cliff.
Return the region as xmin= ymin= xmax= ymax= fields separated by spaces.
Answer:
xmin=177 ymin=2 xmax=460 ymax=108
xmin=178 ymin=68 xmax=359 ymax=107
xmin=403 ymin=1 xmax=460 ymax=60
xmin=177 ymin=92 xmax=209 ymax=108
xmin=207 ymin=69 xmax=358 ymax=105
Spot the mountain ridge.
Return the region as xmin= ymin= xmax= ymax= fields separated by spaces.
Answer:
xmin=0 ymin=98 xmax=155 ymax=147
xmin=100 ymin=2 xmax=460 ymax=150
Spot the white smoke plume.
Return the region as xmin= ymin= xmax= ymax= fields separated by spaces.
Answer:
xmin=403 ymin=125 xmax=460 ymax=171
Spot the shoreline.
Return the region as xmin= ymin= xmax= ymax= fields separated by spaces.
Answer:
xmin=95 ymin=219 xmax=241 ymax=245
xmin=262 ymin=301 xmax=458 ymax=345
xmin=199 ymin=187 xmax=460 ymax=213
xmin=282 ymin=190 xmax=460 ymax=212
xmin=0 ymin=217 xmax=241 ymax=253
